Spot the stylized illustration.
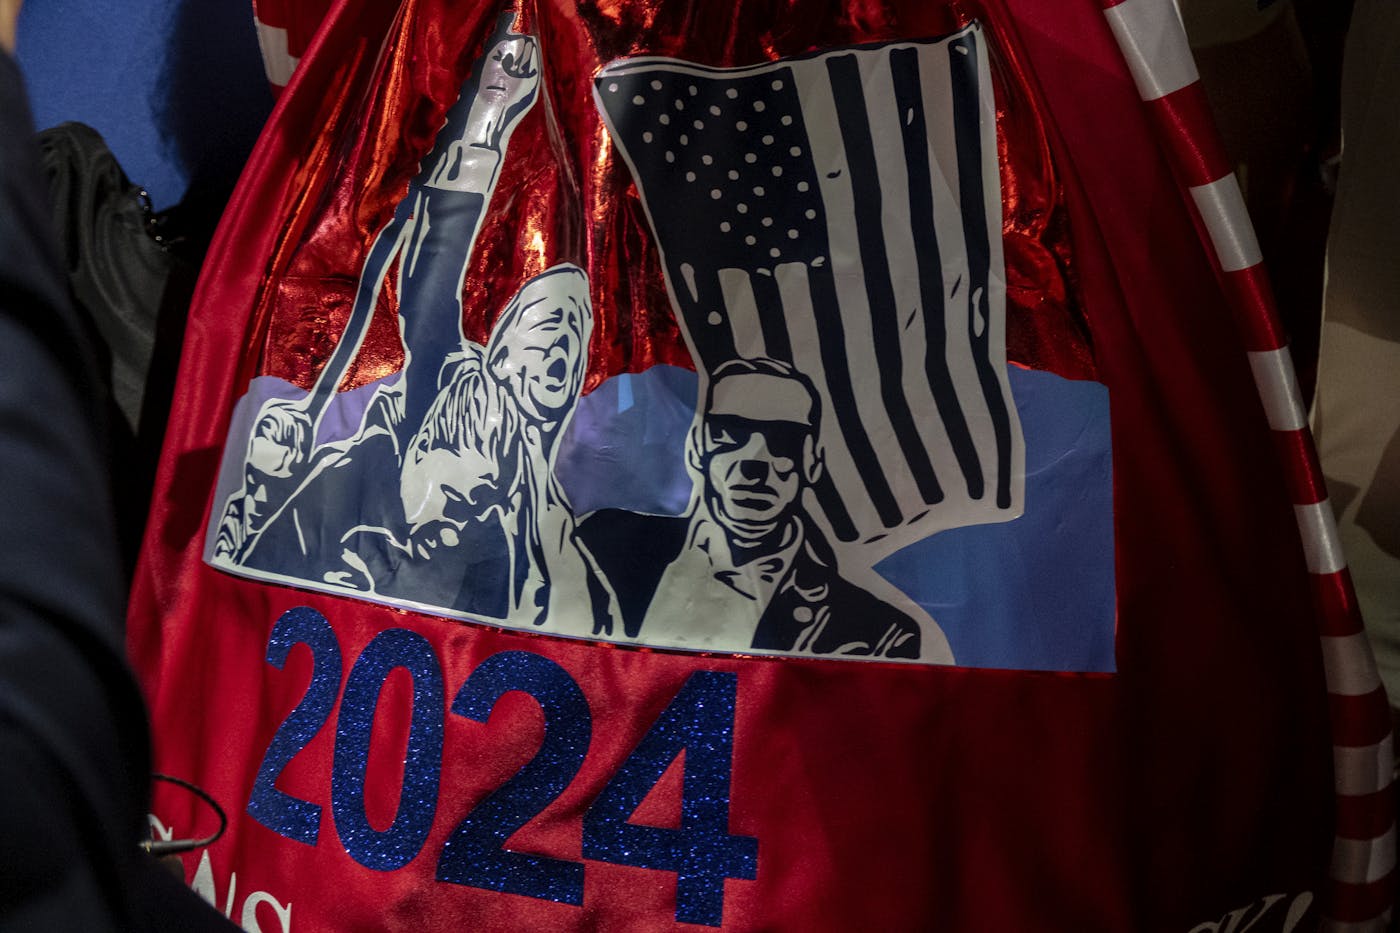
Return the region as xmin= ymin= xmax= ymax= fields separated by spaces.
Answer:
xmin=206 ymin=22 xmax=1052 ymax=666
xmin=207 ymin=17 xmax=617 ymax=637
xmin=586 ymin=23 xmax=1022 ymax=660
xmin=580 ymin=358 xmax=947 ymax=659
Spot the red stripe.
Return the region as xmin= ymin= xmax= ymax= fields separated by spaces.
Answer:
xmin=1331 ymin=689 xmax=1394 ymax=748
xmin=1144 ymin=83 xmax=1231 ymax=188
xmin=1325 ymin=872 xmax=1397 ymax=925
xmin=253 ymin=0 xmax=334 ymax=60
xmin=1272 ymin=430 xmax=1330 ymax=505
xmin=1220 ymin=265 xmax=1288 ymax=351
xmin=252 ymin=0 xmax=290 ymax=30
xmin=1314 ymin=572 xmax=1366 ymax=638
xmin=1337 ymin=790 xmax=1396 ymax=841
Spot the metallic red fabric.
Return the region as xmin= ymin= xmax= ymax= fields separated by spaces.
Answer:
xmin=254 ymin=0 xmax=1093 ymax=395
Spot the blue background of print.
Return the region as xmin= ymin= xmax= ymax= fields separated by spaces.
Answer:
xmin=558 ymin=364 xmax=1116 ymax=673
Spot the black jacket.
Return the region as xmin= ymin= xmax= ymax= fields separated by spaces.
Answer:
xmin=0 ymin=50 xmax=231 ymax=932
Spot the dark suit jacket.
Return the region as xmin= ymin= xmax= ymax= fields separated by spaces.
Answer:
xmin=577 ymin=508 xmax=922 ymax=659
xmin=242 ymin=418 xmax=514 ymax=620
xmin=0 ymin=50 xmax=233 ymax=931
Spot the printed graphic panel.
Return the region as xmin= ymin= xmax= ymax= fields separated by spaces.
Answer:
xmin=206 ymin=21 xmax=1113 ymax=671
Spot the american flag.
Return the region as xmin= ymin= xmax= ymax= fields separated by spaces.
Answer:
xmin=596 ymin=24 xmax=1023 ymax=554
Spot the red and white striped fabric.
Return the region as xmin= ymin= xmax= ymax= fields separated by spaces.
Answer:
xmin=1103 ymin=0 xmax=1396 ymax=927
xmin=251 ymin=0 xmax=336 ymax=94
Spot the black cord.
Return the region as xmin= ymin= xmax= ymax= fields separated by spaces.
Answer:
xmin=140 ymin=773 xmax=227 ymax=856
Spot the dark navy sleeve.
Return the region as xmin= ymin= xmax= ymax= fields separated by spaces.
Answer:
xmin=0 ymin=49 xmax=230 ymax=931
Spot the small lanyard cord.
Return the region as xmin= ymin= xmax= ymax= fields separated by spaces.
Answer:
xmin=141 ymin=773 xmax=228 ymax=856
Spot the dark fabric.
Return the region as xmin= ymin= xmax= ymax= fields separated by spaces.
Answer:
xmin=35 ymin=121 xmax=197 ymax=578
xmin=37 ymin=121 xmax=170 ymax=434
xmin=0 ymin=51 xmax=232 ymax=932
xmin=579 ymin=508 xmax=922 ymax=657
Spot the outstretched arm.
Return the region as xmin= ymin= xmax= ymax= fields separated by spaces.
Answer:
xmin=395 ymin=29 xmax=540 ymax=434
xmin=423 ymin=34 xmax=538 ymax=195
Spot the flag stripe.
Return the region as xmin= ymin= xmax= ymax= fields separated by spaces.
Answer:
xmin=890 ymin=45 xmax=983 ymax=502
xmin=796 ymin=64 xmax=915 ymax=535
xmin=718 ymin=268 xmax=767 ymax=359
xmin=749 ymin=268 xmax=792 ymax=362
xmin=827 ymin=53 xmax=944 ymax=508
xmin=807 ymin=262 xmax=904 ymax=528
xmin=801 ymin=60 xmax=922 ymax=533
xmin=948 ymin=35 xmax=1015 ymax=508
xmin=693 ymin=264 xmax=740 ymax=367
xmin=774 ymin=262 xmax=861 ymax=541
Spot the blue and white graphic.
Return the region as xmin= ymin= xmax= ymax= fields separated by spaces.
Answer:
xmin=207 ymin=17 xmax=621 ymax=639
xmin=595 ymin=24 xmax=1023 ymax=553
xmin=584 ymin=24 xmax=1025 ymax=661
xmin=562 ymin=364 xmax=1115 ymax=672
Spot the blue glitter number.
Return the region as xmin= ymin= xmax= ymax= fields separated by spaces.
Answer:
xmin=436 ymin=651 xmax=590 ymax=904
xmin=246 ymin=606 xmax=343 ymax=845
xmin=331 ymin=628 xmax=445 ymax=871
xmin=582 ymin=671 xmax=757 ymax=927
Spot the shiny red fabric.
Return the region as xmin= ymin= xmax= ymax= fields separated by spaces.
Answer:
xmin=251 ymin=0 xmax=1092 ymax=394
xmin=128 ymin=1 xmax=1338 ymax=930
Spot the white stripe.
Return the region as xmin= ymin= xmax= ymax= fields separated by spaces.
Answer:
xmin=254 ymin=19 xmax=300 ymax=88
xmin=719 ymin=268 xmax=766 ymax=359
xmin=1321 ymin=912 xmax=1393 ymax=933
xmin=775 ymin=263 xmax=823 ymax=388
xmin=1247 ymin=348 xmax=1308 ymax=431
xmin=1330 ymin=825 xmax=1397 ymax=885
xmin=774 ymin=262 xmax=837 ymax=451
xmin=1103 ymin=0 xmax=1200 ymax=101
xmin=1189 ymin=175 xmax=1263 ymax=272
xmin=1321 ymin=633 xmax=1384 ymax=697
xmin=1335 ymin=735 xmax=1396 ymax=797
xmin=1296 ymin=500 xmax=1347 ymax=574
